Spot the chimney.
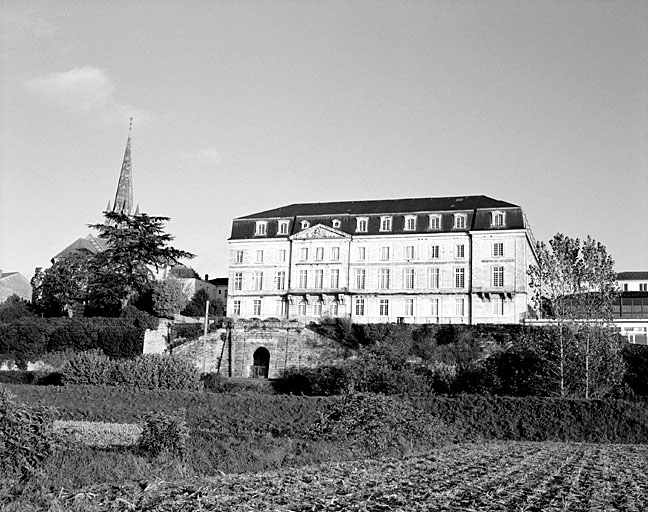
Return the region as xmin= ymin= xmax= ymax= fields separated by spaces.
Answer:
xmin=205 ymin=274 xmax=209 ymax=282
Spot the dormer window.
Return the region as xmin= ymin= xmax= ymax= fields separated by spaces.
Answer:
xmin=356 ymin=217 xmax=368 ymax=232
xmin=300 ymin=220 xmax=310 ymax=230
xmin=332 ymin=219 xmax=341 ymax=229
xmin=380 ymin=216 xmax=392 ymax=231
xmin=454 ymin=214 xmax=467 ymax=229
xmin=278 ymin=220 xmax=289 ymax=235
xmin=404 ymin=215 xmax=416 ymax=231
xmin=491 ymin=211 xmax=505 ymax=227
xmin=429 ymin=214 xmax=441 ymax=230
xmin=255 ymin=221 xmax=268 ymax=236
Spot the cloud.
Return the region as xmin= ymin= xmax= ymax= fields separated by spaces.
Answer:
xmin=25 ymin=67 xmax=147 ymax=124
xmin=182 ymin=147 xmax=224 ymax=168
xmin=0 ymin=12 xmax=56 ymax=44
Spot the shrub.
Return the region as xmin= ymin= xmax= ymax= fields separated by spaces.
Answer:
xmin=139 ymin=408 xmax=189 ymax=457
xmin=120 ymin=305 xmax=159 ymax=331
xmin=61 ymin=349 xmax=112 ymax=386
xmin=308 ymin=392 xmax=453 ymax=457
xmin=0 ymin=388 xmax=59 ymax=481
xmin=151 ymin=278 xmax=189 ymax=318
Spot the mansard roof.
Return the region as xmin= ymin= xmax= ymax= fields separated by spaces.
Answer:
xmin=239 ymin=195 xmax=517 ymax=219
xmin=617 ymin=271 xmax=648 ymax=281
xmin=231 ymin=195 xmax=526 ymax=240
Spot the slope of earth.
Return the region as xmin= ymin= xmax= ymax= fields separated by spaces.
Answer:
xmin=50 ymin=442 xmax=648 ymax=511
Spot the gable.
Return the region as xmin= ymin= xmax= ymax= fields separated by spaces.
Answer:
xmin=290 ymin=224 xmax=351 ymax=240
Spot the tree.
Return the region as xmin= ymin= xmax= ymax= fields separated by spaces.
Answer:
xmin=151 ymin=278 xmax=189 ymax=318
xmin=527 ymin=233 xmax=623 ymax=398
xmin=88 ymin=211 xmax=195 ymax=307
xmin=36 ymin=252 xmax=95 ymax=316
xmin=181 ymin=289 xmax=225 ymax=317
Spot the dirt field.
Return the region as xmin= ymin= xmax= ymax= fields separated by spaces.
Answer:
xmin=57 ymin=441 xmax=648 ymax=511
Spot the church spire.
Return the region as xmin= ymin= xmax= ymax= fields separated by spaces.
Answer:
xmin=112 ymin=118 xmax=134 ymax=215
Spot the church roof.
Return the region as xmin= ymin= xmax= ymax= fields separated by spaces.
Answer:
xmin=112 ymin=120 xmax=134 ymax=215
xmin=51 ymin=234 xmax=108 ymax=262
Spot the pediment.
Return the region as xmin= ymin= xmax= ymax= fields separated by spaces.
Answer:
xmin=290 ymin=224 xmax=350 ymax=240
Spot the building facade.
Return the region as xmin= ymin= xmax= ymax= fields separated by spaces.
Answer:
xmin=227 ymin=196 xmax=538 ymax=324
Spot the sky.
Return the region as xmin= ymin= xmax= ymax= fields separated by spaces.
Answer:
xmin=1 ymin=0 xmax=647 ymax=282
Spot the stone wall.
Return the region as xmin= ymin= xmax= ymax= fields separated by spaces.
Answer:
xmin=167 ymin=320 xmax=346 ymax=378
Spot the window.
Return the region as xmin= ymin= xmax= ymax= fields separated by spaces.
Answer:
xmin=253 ymin=271 xmax=263 ymax=290
xmin=275 ymin=271 xmax=285 ymax=290
xmin=255 ymin=221 xmax=267 ymax=236
xmin=357 ymin=247 xmax=366 ymax=260
xmin=379 ymin=299 xmax=389 ymax=316
xmin=330 ymin=301 xmax=339 ymax=316
xmin=379 ymin=268 xmax=390 ymax=289
xmin=492 ymin=212 xmax=505 ymax=227
xmin=355 ymin=269 xmax=366 ymax=289
xmin=315 ymin=247 xmax=324 ymax=261
xmin=456 ymin=244 xmax=465 ymax=258
xmin=380 ymin=216 xmax=392 ymax=231
xmin=355 ymin=298 xmax=365 ymax=316
xmin=299 ymin=270 xmax=308 ymax=289
xmin=331 ymin=247 xmax=340 ymax=260
xmin=493 ymin=266 xmax=504 ymax=287
xmin=255 ymin=250 xmax=264 ymax=263
xmin=300 ymin=220 xmax=310 ymax=230
xmin=454 ymin=214 xmax=466 ymax=229
xmin=278 ymin=249 xmax=286 ymax=262
xmin=429 ymin=245 xmax=439 ymax=259
xmin=233 ymin=300 xmax=241 ymax=316
xmin=235 ymin=251 xmax=244 ymax=264
xmin=455 ymin=267 xmax=465 ymax=288
xmin=429 ymin=215 xmax=441 ymax=230
xmin=253 ymin=300 xmax=262 ymax=316
xmin=276 ymin=300 xmax=284 ymax=315
xmin=405 ymin=215 xmax=416 ymax=231
xmin=455 ymin=298 xmax=465 ymax=317
xmin=430 ymin=298 xmax=439 ymax=317
xmin=404 ymin=298 xmax=414 ymax=316
xmin=278 ymin=220 xmax=289 ymax=234
xmin=493 ymin=242 xmax=504 ymax=257
xmin=404 ymin=268 xmax=415 ymax=289
xmin=298 ymin=301 xmax=307 ymax=316
xmin=234 ymin=272 xmax=242 ymax=291
xmin=428 ymin=267 xmax=440 ymax=288
xmin=492 ymin=296 xmax=504 ymax=315
xmin=623 ymin=284 xmax=628 ymax=291
xmin=641 ymin=283 xmax=648 ymax=292
xmin=330 ymin=269 xmax=340 ymax=288
xmin=332 ymin=219 xmax=341 ymax=228
xmin=313 ymin=301 xmax=322 ymax=316
xmin=314 ymin=269 xmax=324 ymax=289
xmin=300 ymin=247 xmax=308 ymax=261
xmin=405 ymin=245 xmax=415 ymax=260
xmin=356 ymin=217 xmax=368 ymax=232
xmin=380 ymin=246 xmax=390 ymax=261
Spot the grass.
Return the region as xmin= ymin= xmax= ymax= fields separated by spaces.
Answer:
xmin=5 ymin=442 xmax=648 ymax=511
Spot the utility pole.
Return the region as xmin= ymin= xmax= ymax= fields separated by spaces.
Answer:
xmin=202 ymin=300 xmax=209 ymax=373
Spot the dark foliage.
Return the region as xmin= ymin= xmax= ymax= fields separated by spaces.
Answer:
xmin=622 ymin=343 xmax=648 ymax=397
xmin=0 ymin=295 xmax=36 ymax=322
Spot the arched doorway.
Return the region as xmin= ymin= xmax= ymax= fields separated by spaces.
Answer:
xmin=252 ymin=347 xmax=270 ymax=378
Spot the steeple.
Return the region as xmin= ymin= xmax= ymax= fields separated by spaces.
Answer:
xmin=112 ymin=118 xmax=134 ymax=215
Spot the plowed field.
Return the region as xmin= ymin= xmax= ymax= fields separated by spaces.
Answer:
xmin=59 ymin=442 xmax=648 ymax=511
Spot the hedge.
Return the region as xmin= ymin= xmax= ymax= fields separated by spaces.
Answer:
xmin=4 ymin=384 xmax=648 ymax=444
xmin=0 ymin=316 xmax=151 ymax=366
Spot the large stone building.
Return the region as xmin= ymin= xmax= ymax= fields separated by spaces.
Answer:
xmin=227 ymin=196 xmax=538 ymax=324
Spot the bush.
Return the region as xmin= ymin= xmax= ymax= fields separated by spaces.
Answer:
xmin=61 ymin=349 xmax=112 ymax=386
xmin=151 ymin=279 xmax=189 ymax=318
xmin=61 ymin=351 xmax=202 ymax=390
xmin=138 ymin=409 xmax=190 ymax=457
xmin=0 ymin=388 xmax=59 ymax=481
xmin=309 ymin=392 xmax=453 ymax=457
